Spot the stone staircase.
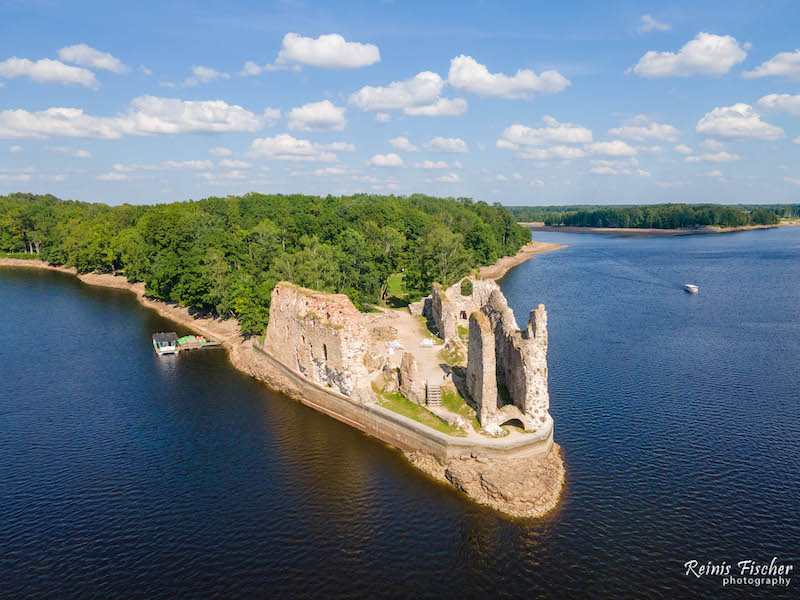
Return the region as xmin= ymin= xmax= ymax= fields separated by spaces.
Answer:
xmin=426 ymin=382 xmax=442 ymax=406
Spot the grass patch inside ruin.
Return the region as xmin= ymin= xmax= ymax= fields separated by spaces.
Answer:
xmin=438 ymin=343 xmax=465 ymax=366
xmin=414 ymin=315 xmax=443 ymax=344
xmin=373 ymin=386 xmax=465 ymax=436
xmin=441 ymin=387 xmax=481 ymax=432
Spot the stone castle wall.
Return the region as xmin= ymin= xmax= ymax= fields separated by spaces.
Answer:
xmin=465 ymin=284 xmax=550 ymax=433
xmin=431 ymin=278 xmax=500 ymax=342
xmin=264 ymin=282 xmax=375 ymax=404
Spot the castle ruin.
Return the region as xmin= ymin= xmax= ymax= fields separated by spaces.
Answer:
xmin=263 ymin=283 xmax=376 ymax=405
xmin=413 ymin=276 xmax=551 ymax=434
xmin=465 ymin=290 xmax=549 ymax=433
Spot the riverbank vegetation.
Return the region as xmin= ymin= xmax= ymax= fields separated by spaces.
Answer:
xmin=0 ymin=192 xmax=529 ymax=334
xmin=508 ymin=203 xmax=799 ymax=228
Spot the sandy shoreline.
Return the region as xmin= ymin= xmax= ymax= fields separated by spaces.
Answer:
xmin=479 ymin=240 xmax=567 ymax=279
xmin=519 ymin=221 xmax=800 ymax=238
xmin=1 ymin=256 xmax=564 ymax=518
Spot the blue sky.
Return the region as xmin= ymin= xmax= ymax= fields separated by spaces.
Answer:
xmin=1 ymin=0 xmax=799 ymax=205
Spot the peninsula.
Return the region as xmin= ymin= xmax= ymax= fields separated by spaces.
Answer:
xmin=0 ymin=193 xmax=567 ymax=516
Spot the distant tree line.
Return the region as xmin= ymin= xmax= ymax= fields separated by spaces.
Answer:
xmin=0 ymin=192 xmax=529 ymax=334
xmin=507 ymin=203 xmax=798 ymax=229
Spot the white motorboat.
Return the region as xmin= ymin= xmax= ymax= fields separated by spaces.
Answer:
xmin=683 ymin=284 xmax=699 ymax=294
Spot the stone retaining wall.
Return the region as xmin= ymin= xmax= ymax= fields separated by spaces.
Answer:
xmin=252 ymin=341 xmax=554 ymax=460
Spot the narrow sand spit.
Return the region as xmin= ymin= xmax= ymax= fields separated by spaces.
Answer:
xmin=479 ymin=241 xmax=567 ymax=280
xmin=1 ymin=257 xmax=565 ymax=517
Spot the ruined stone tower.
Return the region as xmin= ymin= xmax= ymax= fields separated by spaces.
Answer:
xmin=464 ymin=285 xmax=550 ymax=433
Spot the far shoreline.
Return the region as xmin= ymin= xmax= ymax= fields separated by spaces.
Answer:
xmin=519 ymin=221 xmax=800 ymax=238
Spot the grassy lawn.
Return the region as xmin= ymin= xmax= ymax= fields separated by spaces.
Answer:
xmin=385 ymin=273 xmax=410 ymax=308
xmin=441 ymin=386 xmax=481 ymax=432
xmin=374 ymin=386 xmax=465 ymax=436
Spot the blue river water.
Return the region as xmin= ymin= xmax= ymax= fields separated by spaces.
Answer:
xmin=1 ymin=227 xmax=798 ymax=599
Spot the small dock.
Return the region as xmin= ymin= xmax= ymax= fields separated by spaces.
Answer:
xmin=177 ymin=334 xmax=221 ymax=351
xmin=152 ymin=332 xmax=221 ymax=355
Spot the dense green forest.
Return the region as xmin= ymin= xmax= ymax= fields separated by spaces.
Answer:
xmin=0 ymin=193 xmax=529 ymax=334
xmin=508 ymin=204 xmax=799 ymax=228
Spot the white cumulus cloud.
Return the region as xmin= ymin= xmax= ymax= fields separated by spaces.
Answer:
xmin=589 ymin=140 xmax=638 ymax=157
xmin=58 ymin=44 xmax=128 ymax=73
xmin=447 ymin=55 xmax=569 ymax=99
xmin=696 ymin=103 xmax=784 ymax=140
xmin=742 ymin=50 xmax=800 ymax=79
xmin=757 ymin=93 xmax=800 ymax=116
xmin=277 ymin=33 xmax=380 ymax=69
xmin=404 ymin=97 xmax=467 ymax=117
xmin=238 ymin=61 xmax=288 ymax=76
xmin=590 ymin=166 xmax=617 ymax=175
xmin=349 ymin=71 xmax=443 ymax=111
xmin=368 ymin=153 xmax=404 ymax=167
xmin=631 ymin=33 xmax=749 ymax=77
xmin=436 ymin=172 xmax=460 ymax=183
xmin=639 ymin=15 xmax=670 ymax=33
xmin=685 ymin=151 xmax=741 ymax=162
xmin=424 ymin=137 xmax=468 ymax=153
xmin=312 ymin=166 xmax=348 ymax=176
xmin=10 ymin=144 xmax=23 ymax=152
xmin=498 ymin=116 xmax=593 ymax=149
xmin=0 ymin=57 xmax=98 ymax=89
xmin=0 ymin=96 xmax=279 ymax=139
xmin=249 ymin=134 xmax=341 ymax=162
xmin=389 ymin=137 xmax=418 ymax=152
xmin=700 ymin=139 xmax=726 ymax=151
xmin=97 ymin=171 xmax=128 ymax=181
xmin=415 ymin=160 xmax=448 ymax=169
xmin=674 ymin=144 xmax=693 ymax=154
xmin=288 ymin=100 xmax=346 ymax=131
xmin=219 ymin=159 xmax=252 ymax=168
xmin=608 ymin=115 xmax=679 ymax=141
xmin=164 ymin=66 xmax=231 ymax=88
xmin=209 ymin=146 xmax=232 ymax=156
xmin=46 ymin=146 xmax=91 ymax=158
xmin=518 ymin=145 xmax=587 ymax=160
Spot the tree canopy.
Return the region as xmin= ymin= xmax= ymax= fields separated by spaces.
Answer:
xmin=507 ymin=203 xmax=795 ymax=229
xmin=0 ymin=192 xmax=530 ymax=335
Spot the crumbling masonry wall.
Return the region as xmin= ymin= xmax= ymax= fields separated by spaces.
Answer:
xmin=264 ymin=282 xmax=375 ymax=405
xmin=431 ymin=277 xmax=500 ymax=342
xmin=465 ymin=286 xmax=550 ymax=433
